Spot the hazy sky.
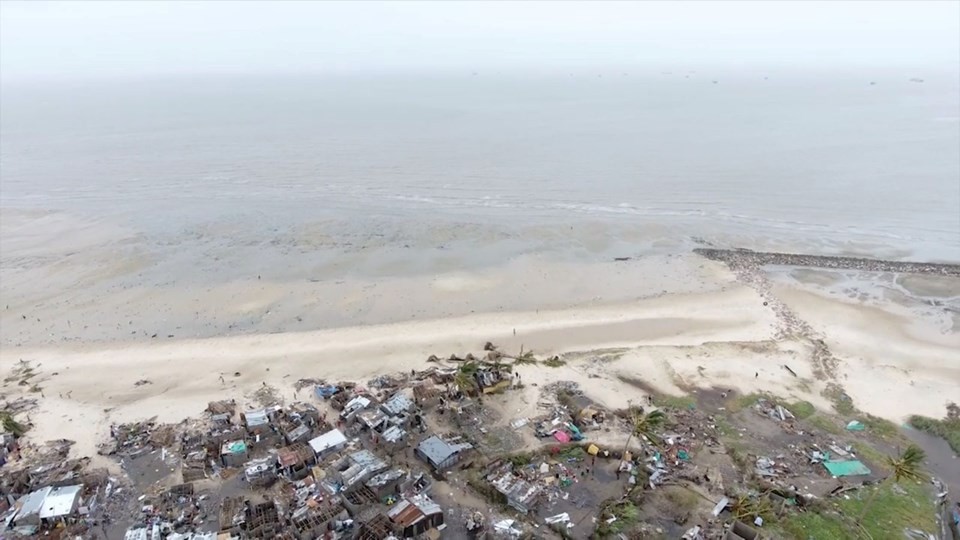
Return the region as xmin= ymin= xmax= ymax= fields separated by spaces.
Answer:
xmin=1 ymin=1 xmax=958 ymax=82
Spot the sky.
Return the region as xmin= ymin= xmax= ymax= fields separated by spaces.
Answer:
xmin=1 ymin=1 xmax=958 ymax=82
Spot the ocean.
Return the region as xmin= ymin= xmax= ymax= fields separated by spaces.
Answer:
xmin=2 ymin=68 xmax=959 ymax=288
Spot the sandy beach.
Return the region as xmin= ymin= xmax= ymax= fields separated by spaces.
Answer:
xmin=2 ymin=250 xmax=957 ymax=467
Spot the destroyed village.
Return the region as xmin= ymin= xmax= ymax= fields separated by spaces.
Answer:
xmin=1 ymin=343 xmax=957 ymax=540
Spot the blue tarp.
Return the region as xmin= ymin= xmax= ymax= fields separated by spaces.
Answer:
xmin=315 ymin=385 xmax=341 ymax=399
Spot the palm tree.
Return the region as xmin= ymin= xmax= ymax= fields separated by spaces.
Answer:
xmin=631 ymin=409 xmax=666 ymax=445
xmin=857 ymin=444 xmax=926 ymax=524
xmin=453 ymin=362 xmax=480 ymax=393
xmin=511 ymin=345 xmax=539 ymax=366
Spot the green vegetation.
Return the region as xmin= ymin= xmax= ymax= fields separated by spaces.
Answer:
xmin=731 ymin=494 xmax=776 ymax=524
xmin=823 ymin=383 xmax=856 ymax=416
xmin=725 ymin=392 xmax=816 ymax=420
xmin=908 ymin=411 xmax=960 ymax=454
xmin=856 ymin=445 xmax=926 ymax=530
xmin=453 ymin=361 xmax=480 ymax=392
xmin=785 ymin=400 xmax=816 ymax=420
xmin=596 ymin=500 xmax=640 ymax=536
xmin=542 ymin=356 xmax=566 ymax=368
xmin=713 ymin=415 xmax=735 ymax=437
xmin=807 ymin=414 xmax=842 ymax=435
xmin=507 ymin=452 xmax=534 ymax=467
xmin=780 ymin=477 xmax=936 ymax=540
xmin=0 ymin=412 xmax=27 ymax=436
xmin=850 ymin=442 xmax=888 ymax=471
xmin=727 ymin=392 xmax=765 ymax=413
xmin=662 ymin=486 xmax=700 ymax=515
xmin=466 ymin=471 xmax=507 ymax=506
xmin=512 ymin=348 xmax=539 ymax=366
xmin=656 ymin=394 xmax=696 ymax=410
xmin=631 ymin=409 xmax=667 ymax=444
xmin=558 ymin=446 xmax=587 ymax=460
xmin=780 ymin=511 xmax=851 ymax=539
xmin=859 ymin=414 xmax=901 ymax=440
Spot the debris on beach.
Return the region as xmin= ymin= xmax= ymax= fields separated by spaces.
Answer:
xmin=0 ymin=344 xmax=944 ymax=539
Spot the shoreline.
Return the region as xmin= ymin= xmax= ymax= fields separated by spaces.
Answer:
xmin=2 ymin=269 xmax=957 ymax=462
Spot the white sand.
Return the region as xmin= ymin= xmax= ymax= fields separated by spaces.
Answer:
xmin=3 ymin=264 xmax=957 ymax=462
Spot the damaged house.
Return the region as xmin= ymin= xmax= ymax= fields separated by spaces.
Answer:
xmin=340 ymin=396 xmax=373 ymax=422
xmin=308 ymin=429 xmax=348 ymax=460
xmin=277 ymin=443 xmax=317 ymax=480
xmin=386 ymin=493 xmax=444 ymax=538
xmin=489 ymin=470 xmax=542 ymax=514
xmin=331 ymin=449 xmax=388 ymax=493
xmin=415 ymin=436 xmax=473 ymax=472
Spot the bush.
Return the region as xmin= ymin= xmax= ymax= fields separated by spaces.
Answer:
xmin=909 ymin=414 xmax=960 ymax=454
xmin=785 ymin=400 xmax=816 ymax=420
xmin=0 ymin=412 xmax=26 ymax=437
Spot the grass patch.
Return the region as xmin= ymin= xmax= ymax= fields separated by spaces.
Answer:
xmin=860 ymin=414 xmax=901 ymax=441
xmin=908 ymin=414 xmax=960 ymax=454
xmin=725 ymin=441 xmax=750 ymax=474
xmin=823 ymin=383 xmax=856 ymax=416
xmin=656 ymin=394 xmax=696 ymax=410
xmin=807 ymin=414 xmax=842 ymax=435
xmin=785 ymin=400 xmax=816 ymax=420
xmin=780 ymin=478 xmax=936 ymax=540
xmin=727 ymin=392 xmax=766 ymax=413
xmin=780 ymin=511 xmax=851 ymax=539
xmin=714 ymin=415 xmax=736 ymax=437
xmin=846 ymin=479 xmax=936 ymax=539
xmin=850 ymin=442 xmax=889 ymax=473
xmin=662 ymin=486 xmax=700 ymax=513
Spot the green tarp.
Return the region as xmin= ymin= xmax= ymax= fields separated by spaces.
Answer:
xmin=226 ymin=440 xmax=247 ymax=453
xmin=823 ymin=460 xmax=871 ymax=477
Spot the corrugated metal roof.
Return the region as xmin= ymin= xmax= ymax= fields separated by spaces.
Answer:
xmin=277 ymin=444 xmax=314 ymax=467
xmin=382 ymin=393 xmax=414 ymax=416
xmin=490 ymin=472 xmax=541 ymax=505
xmin=11 ymin=487 xmax=51 ymax=523
xmin=416 ymin=436 xmax=471 ymax=467
xmin=308 ymin=429 xmax=347 ymax=455
xmin=244 ymin=409 xmax=270 ymax=427
xmin=358 ymin=410 xmax=387 ymax=429
xmin=410 ymin=494 xmax=441 ymax=516
xmin=382 ymin=425 xmax=406 ymax=443
xmin=343 ymin=396 xmax=371 ymax=412
xmin=285 ymin=424 xmax=310 ymax=441
xmin=416 ymin=436 xmax=454 ymax=465
xmin=123 ymin=527 xmax=148 ymax=540
xmin=366 ymin=468 xmax=405 ymax=488
xmin=39 ymin=484 xmax=82 ymax=518
xmin=350 ymin=449 xmax=385 ymax=469
xmin=244 ymin=457 xmax=276 ymax=478
xmin=387 ymin=499 xmax=424 ymax=527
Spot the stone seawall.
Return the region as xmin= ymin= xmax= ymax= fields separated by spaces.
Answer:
xmin=694 ymin=249 xmax=960 ymax=277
